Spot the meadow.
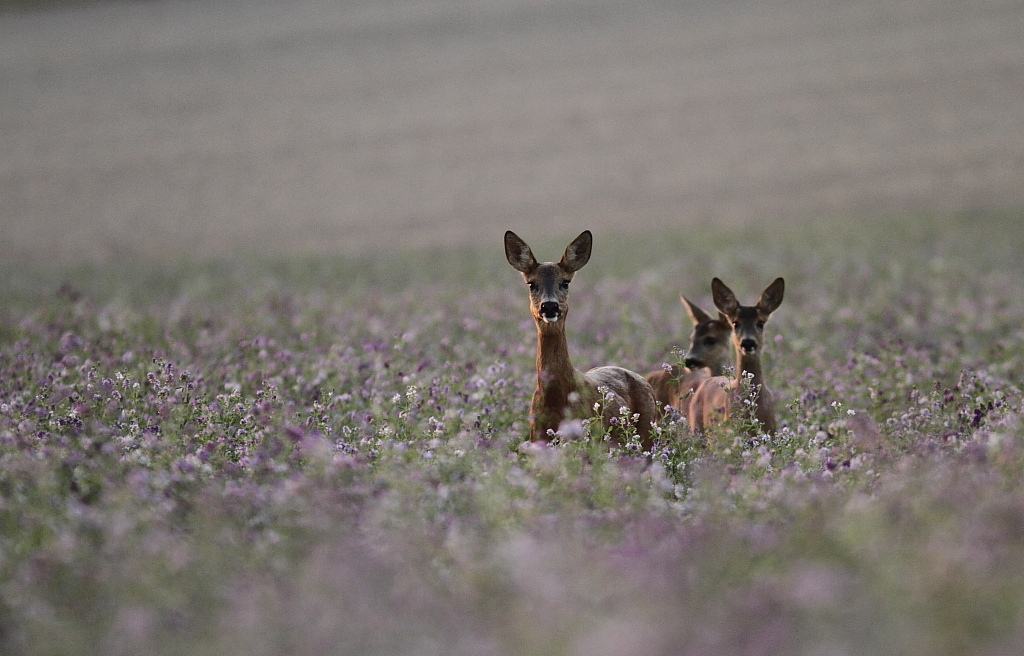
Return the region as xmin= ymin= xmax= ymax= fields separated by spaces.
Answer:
xmin=2 ymin=212 xmax=1024 ymax=655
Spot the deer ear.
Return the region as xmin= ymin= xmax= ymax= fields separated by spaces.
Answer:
xmin=560 ymin=230 xmax=592 ymax=272
xmin=504 ymin=231 xmax=538 ymax=273
xmin=681 ymin=295 xmax=712 ymax=325
xmin=710 ymin=278 xmax=739 ymax=318
xmin=757 ymin=277 xmax=785 ymax=315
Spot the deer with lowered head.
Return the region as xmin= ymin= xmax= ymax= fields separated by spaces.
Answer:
xmin=504 ymin=230 xmax=657 ymax=447
xmin=687 ymin=277 xmax=784 ymax=437
xmin=645 ymin=295 xmax=734 ymax=412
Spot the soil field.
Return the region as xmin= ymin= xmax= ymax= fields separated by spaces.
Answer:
xmin=2 ymin=0 xmax=1023 ymax=264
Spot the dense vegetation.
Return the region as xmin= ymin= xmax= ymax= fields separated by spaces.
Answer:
xmin=2 ymin=213 xmax=1023 ymax=655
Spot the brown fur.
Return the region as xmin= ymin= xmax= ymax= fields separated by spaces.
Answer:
xmin=645 ymin=295 xmax=733 ymax=412
xmin=688 ymin=277 xmax=784 ymax=437
xmin=505 ymin=230 xmax=657 ymax=448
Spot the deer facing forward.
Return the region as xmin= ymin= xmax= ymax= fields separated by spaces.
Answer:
xmin=504 ymin=230 xmax=657 ymax=447
xmin=687 ymin=277 xmax=784 ymax=437
xmin=645 ymin=295 xmax=734 ymax=412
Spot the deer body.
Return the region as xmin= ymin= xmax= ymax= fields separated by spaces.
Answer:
xmin=505 ymin=230 xmax=657 ymax=447
xmin=645 ymin=296 xmax=733 ymax=411
xmin=687 ymin=277 xmax=784 ymax=437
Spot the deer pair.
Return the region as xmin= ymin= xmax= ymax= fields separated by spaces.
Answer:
xmin=645 ymin=277 xmax=784 ymax=436
xmin=505 ymin=230 xmax=783 ymax=445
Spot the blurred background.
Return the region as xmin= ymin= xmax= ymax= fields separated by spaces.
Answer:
xmin=2 ymin=0 xmax=1022 ymax=265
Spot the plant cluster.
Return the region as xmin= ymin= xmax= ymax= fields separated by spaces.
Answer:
xmin=1 ymin=215 xmax=1024 ymax=655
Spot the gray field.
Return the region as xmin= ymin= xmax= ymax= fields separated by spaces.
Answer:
xmin=2 ymin=0 xmax=1022 ymax=264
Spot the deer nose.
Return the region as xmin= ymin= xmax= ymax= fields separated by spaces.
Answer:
xmin=539 ymin=301 xmax=560 ymax=321
xmin=739 ymin=339 xmax=758 ymax=353
xmin=684 ymin=356 xmax=704 ymax=369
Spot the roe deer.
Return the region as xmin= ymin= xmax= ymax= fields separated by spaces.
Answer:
xmin=504 ymin=230 xmax=657 ymax=447
xmin=688 ymin=277 xmax=784 ymax=437
xmin=645 ymin=296 xmax=733 ymax=411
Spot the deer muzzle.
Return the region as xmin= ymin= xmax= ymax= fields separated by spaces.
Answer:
xmin=539 ymin=301 xmax=560 ymax=322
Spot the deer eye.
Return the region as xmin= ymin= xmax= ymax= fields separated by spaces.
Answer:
xmin=756 ymin=321 xmax=765 ymax=329
xmin=559 ymin=281 xmax=570 ymax=290
xmin=527 ymin=281 xmax=536 ymax=291
xmin=703 ymin=337 xmax=716 ymax=346
xmin=733 ymin=321 xmax=740 ymax=330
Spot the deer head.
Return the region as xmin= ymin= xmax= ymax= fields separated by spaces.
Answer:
xmin=711 ymin=277 xmax=785 ymax=356
xmin=504 ymin=230 xmax=592 ymax=326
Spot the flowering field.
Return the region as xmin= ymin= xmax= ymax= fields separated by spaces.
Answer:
xmin=2 ymin=213 xmax=1024 ymax=655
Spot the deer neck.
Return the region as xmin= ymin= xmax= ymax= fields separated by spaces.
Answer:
xmin=535 ymin=320 xmax=578 ymax=393
xmin=733 ymin=350 xmax=766 ymax=391
xmin=706 ymin=362 xmax=726 ymax=377
xmin=734 ymin=348 xmax=775 ymax=431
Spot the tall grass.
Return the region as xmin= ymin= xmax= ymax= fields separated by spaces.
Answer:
xmin=1 ymin=211 xmax=1023 ymax=655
